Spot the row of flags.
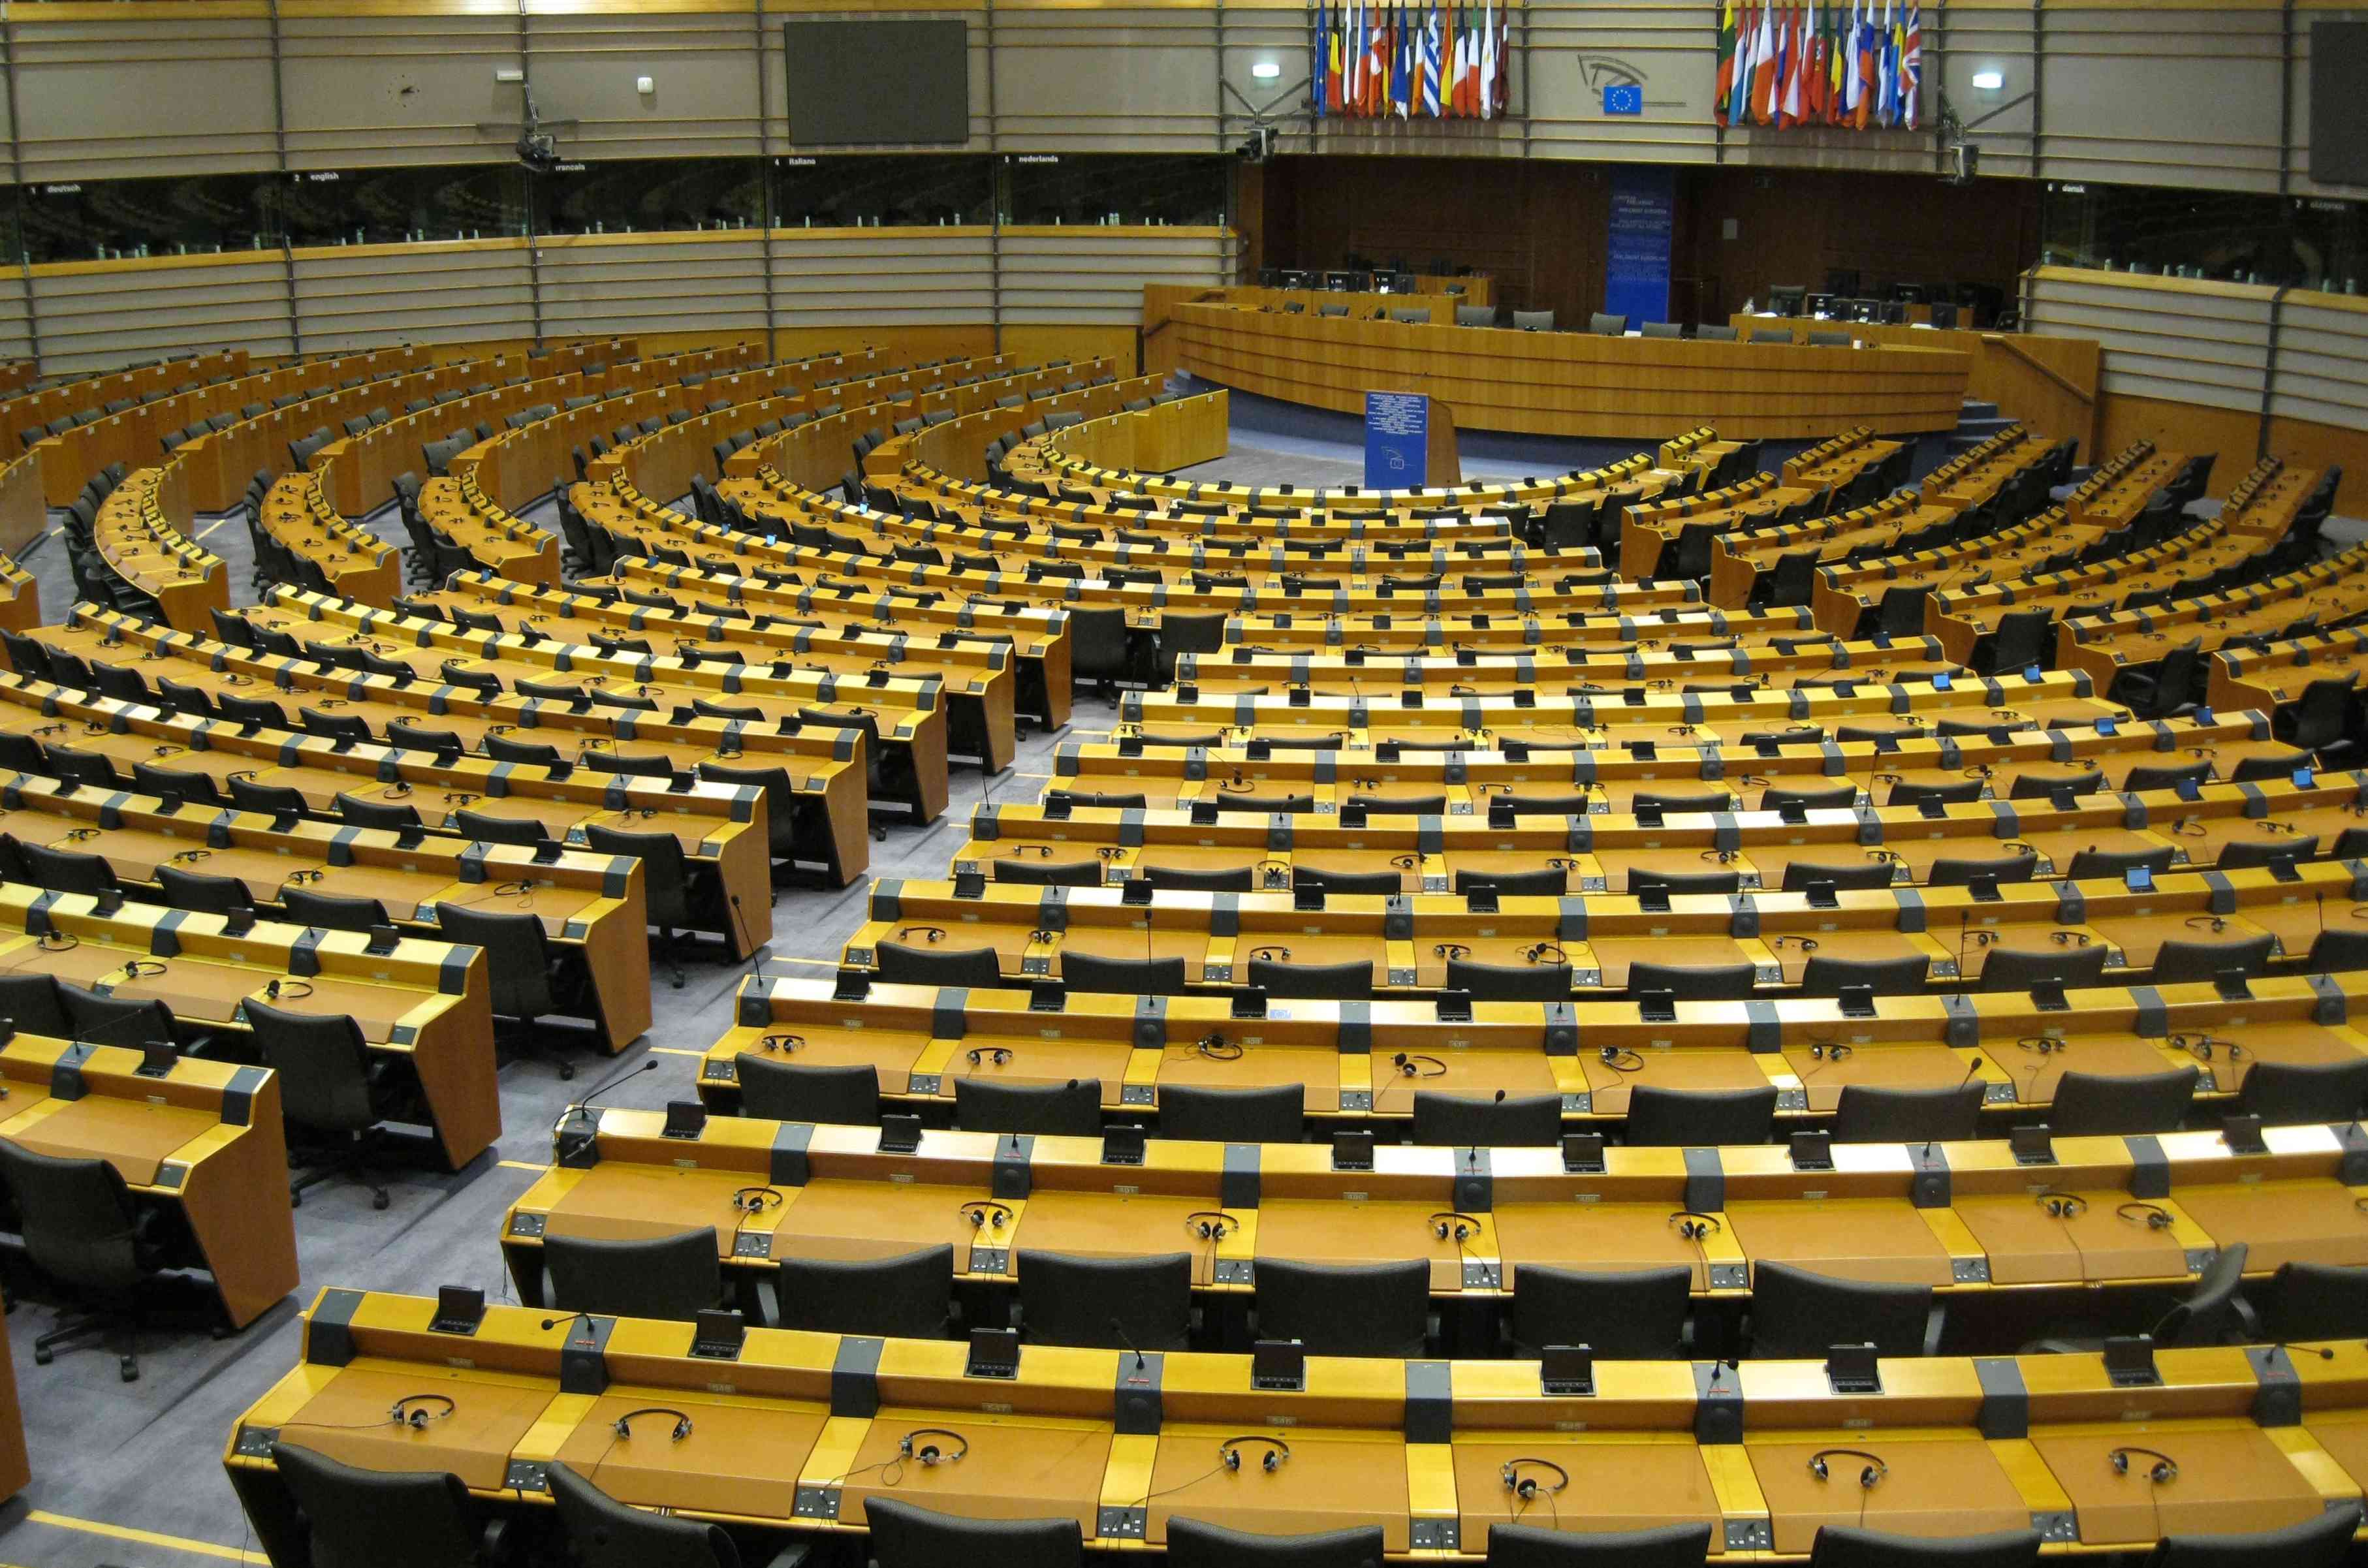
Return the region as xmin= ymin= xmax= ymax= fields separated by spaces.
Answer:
xmin=1309 ymin=0 xmax=1509 ymax=120
xmin=1714 ymin=0 xmax=1921 ymax=131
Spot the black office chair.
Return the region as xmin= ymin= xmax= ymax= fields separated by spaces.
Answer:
xmin=733 ymin=1056 xmax=878 ymax=1125
xmin=954 ymin=1076 xmax=1101 ymax=1137
xmin=437 ymin=903 xmax=575 ymax=1078
xmin=1485 ymin=1522 xmax=1713 ymax=1568
xmin=1761 ymin=781 xmax=1860 ymax=813
xmin=862 ymin=1496 xmax=1082 ymax=1568
xmin=1253 ymin=1258 xmax=1429 ymax=1356
xmin=156 ymin=863 xmax=253 ymax=917
xmin=58 ymin=980 xmax=176 ymax=1053
xmin=543 ymin=1229 xmax=723 ymax=1322
xmin=547 ymin=1460 xmax=804 ymax=1568
xmin=1831 ymin=1084 xmax=1986 ymax=1144
xmin=2156 ymin=1242 xmax=2253 ymax=1347
xmin=1508 ymin=1263 xmax=1691 ymax=1358
xmin=876 ymin=940 xmax=1006 ymax=990
xmin=1246 ymin=957 xmax=1374 ymax=999
xmin=1445 ymin=959 xmax=1574 ymax=1001
xmin=2260 ymin=1261 xmax=2368 ymax=1343
xmin=1624 ymin=1085 xmax=1777 ymax=1146
xmin=584 ymin=822 xmax=699 ymax=990
xmin=0 ymin=972 xmax=69 ymax=1037
xmin=1798 ymin=954 xmax=1929 ymax=997
xmin=1069 ymin=607 xmax=1133 ymax=700
xmin=1159 ymin=1083 xmax=1303 ymax=1144
xmin=453 ymin=808 xmax=550 ymax=849
xmin=132 ymin=761 xmax=227 ymax=807
xmin=1455 ymin=868 xmax=1570 ymax=898
xmin=1294 ymin=867 xmax=1406 ymax=896
xmin=1166 ymin=1517 xmax=1383 ymax=1568
xmin=774 ymin=1245 xmax=951 ymax=1339
xmin=1142 ymin=865 xmax=1257 ymax=892
xmin=335 ymin=791 xmax=424 ymax=832
xmin=1017 ymin=1250 xmax=1192 ymax=1350
xmin=19 ymin=840 xmax=121 ymax=898
xmin=1807 ymin=1526 xmax=2042 ymax=1568
xmin=2142 ymin=1507 xmax=2361 ymax=1568
xmin=1747 ymin=1260 xmax=1939 ymax=1357
xmin=0 ymin=1137 xmax=165 ymax=1381
xmin=247 ymin=999 xmax=400 ymax=1210
xmin=1977 ymin=943 xmax=2109 ymax=992
xmin=2234 ymin=1058 xmax=2368 ymax=1125
xmin=282 ymin=886 xmax=390 ymax=934
xmin=271 ymin=1442 xmax=508 ymax=1568
xmin=2149 ymin=934 xmax=2275 ymax=984
xmin=1782 ymin=860 xmax=1899 ymax=892
xmin=2047 ymin=1067 xmax=2198 ymax=1136
xmin=1626 ymin=962 xmax=1756 ymax=1001
xmin=994 ymin=858 xmax=1104 ymax=888
xmin=1061 ymin=953 xmax=1190 ymax=996
xmin=1412 ymin=1091 xmax=1562 ymax=1146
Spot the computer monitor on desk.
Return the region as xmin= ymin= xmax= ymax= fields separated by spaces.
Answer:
xmin=1769 ymin=284 xmax=1808 ymax=316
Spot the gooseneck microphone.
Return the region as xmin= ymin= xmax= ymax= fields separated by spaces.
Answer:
xmin=555 ymin=1058 xmax=658 ymax=1161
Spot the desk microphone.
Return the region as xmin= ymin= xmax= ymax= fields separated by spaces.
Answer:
xmin=556 ymin=1058 xmax=657 ymax=1159
xmin=2262 ymin=1341 xmax=2337 ymax=1362
xmin=1109 ymin=1317 xmax=1148 ymax=1374
xmin=1955 ymin=909 xmax=1973 ymax=981
xmin=728 ymin=892 xmax=768 ymax=986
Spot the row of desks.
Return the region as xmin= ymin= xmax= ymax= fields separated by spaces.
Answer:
xmin=226 ymin=1288 xmax=2368 ymax=1557
xmin=1707 ymin=493 xmax=1960 ymax=612
xmin=2056 ymin=544 xmax=2368 ymax=695
xmin=699 ymin=968 xmax=2359 ymax=1123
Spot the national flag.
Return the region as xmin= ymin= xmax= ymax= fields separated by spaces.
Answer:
xmin=1398 ymin=0 xmax=1415 ymax=116
xmin=1367 ymin=1 xmax=1387 ymax=113
xmin=1899 ymin=0 xmax=1920 ymax=128
xmin=1800 ymin=0 xmax=1821 ymax=123
xmin=1422 ymin=0 xmax=1444 ymax=116
xmin=1327 ymin=1 xmax=1345 ymax=113
xmin=1750 ymin=0 xmax=1777 ymax=123
xmin=1464 ymin=0 xmax=1483 ymax=114
xmin=1877 ymin=0 xmax=1895 ymax=126
xmin=1477 ymin=0 xmax=1496 ymax=119
xmin=1343 ymin=0 xmax=1361 ymax=112
xmin=1492 ymin=0 xmax=1509 ymax=114
xmin=1779 ymin=4 xmax=1807 ymax=126
xmin=1728 ymin=1 xmax=1755 ymax=127
xmin=1854 ymin=0 xmax=1876 ymax=129
xmin=1713 ymin=0 xmax=1739 ymax=127
xmin=1825 ymin=0 xmax=1844 ymax=122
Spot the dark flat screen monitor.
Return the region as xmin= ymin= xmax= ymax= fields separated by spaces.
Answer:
xmin=785 ymin=19 xmax=970 ymax=147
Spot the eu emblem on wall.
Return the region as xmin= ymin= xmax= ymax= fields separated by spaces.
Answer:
xmin=1603 ymin=82 xmax=1643 ymax=115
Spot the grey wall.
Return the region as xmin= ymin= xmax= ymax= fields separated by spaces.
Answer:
xmin=0 ymin=1 xmax=2352 ymax=196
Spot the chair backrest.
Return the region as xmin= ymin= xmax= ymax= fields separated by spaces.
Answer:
xmin=2143 ymin=1506 xmax=2362 ymax=1568
xmin=58 ymin=980 xmax=175 ymax=1050
xmin=1797 ymin=954 xmax=1929 ymax=997
xmin=1588 ymin=312 xmax=1627 ymax=336
xmin=1808 ymin=1525 xmax=2042 ymax=1568
xmin=862 ymin=1495 xmax=1084 ymax=1568
xmin=435 ymin=904 xmax=556 ymax=1020
xmin=543 ymin=1228 xmax=721 ymax=1321
xmin=0 ymin=1137 xmax=147 ymax=1291
xmin=774 ymin=1244 xmax=953 ymax=1339
xmin=1624 ymin=1084 xmax=1777 ymax=1146
xmin=334 ymin=792 xmax=422 ymax=832
xmin=20 ymin=840 xmax=119 ymax=897
xmin=876 ymin=940 xmax=1005 ymax=990
xmin=733 ymin=1056 xmax=879 ymax=1125
xmin=1017 ymin=1249 xmax=1193 ymax=1350
xmin=1254 ymin=1257 xmax=1429 ymax=1356
xmin=1157 ymin=1082 xmax=1304 ymax=1144
xmin=1626 ymin=962 xmax=1756 ymax=1001
xmin=1487 ymin=1522 xmax=1712 ymax=1567
xmin=953 ymin=1076 xmax=1103 ymax=1137
xmin=1508 ymin=1262 xmax=1692 ymax=1359
xmin=0 ymin=973 xmax=68 ymax=1037
xmin=546 ymin=1462 xmax=735 ymax=1568
xmin=1410 ymin=1090 xmax=1562 ymax=1146
xmin=1831 ymin=1083 xmax=1986 ymax=1144
xmin=1246 ymin=957 xmax=1373 ymax=999
xmin=582 ymin=823 xmax=695 ymax=928
xmin=2149 ymin=933 xmax=2275 ymax=984
xmin=1165 ymin=1516 xmax=1383 ymax=1568
xmin=2237 ymin=1058 xmax=2368 ymax=1125
xmin=1976 ymin=942 xmax=2109 ymax=993
xmin=282 ymin=886 xmax=389 ymax=934
xmin=1513 ymin=311 xmax=1556 ymax=332
xmin=1748 ymin=1259 xmax=1933 ymax=1357
xmin=270 ymin=1443 xmax=485 ymax=1568
xmin=2155 ymin=1241 xmax=2249 ymax=1347
xmin=2047 ymin=1067 xmax=2198 ymax=1137
xmin=2262 ymin=1260 xmax=2368 ymax=1343
xmin=245 ymin=999 xmax=378 ymax=1136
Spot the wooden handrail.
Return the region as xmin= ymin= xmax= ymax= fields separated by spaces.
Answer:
xmin=1981 ymin=332 xmax=2094 ymax=405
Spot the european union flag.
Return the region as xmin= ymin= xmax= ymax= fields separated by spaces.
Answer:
xmin=1603 ymin=82 xmax=1643 ymax=115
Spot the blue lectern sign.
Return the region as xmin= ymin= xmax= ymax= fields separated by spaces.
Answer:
xmin=1365 ymin=391 xmax=1429 ymax=489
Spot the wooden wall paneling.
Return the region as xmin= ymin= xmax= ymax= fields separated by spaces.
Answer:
xmin=29 ymin=253 xmax=296 ymax=374
xmin=2038 ymin=4 xmax=2286 ymax=195
xmin=536 ymin=232 xmax=769 ymax=340
xmin=768 ymin=228 xmax=998 ymax=332
xmin=291 ymin=241 xmax=538 ymax=353
xmin=277 ymin=10 xmax=520 ymax=169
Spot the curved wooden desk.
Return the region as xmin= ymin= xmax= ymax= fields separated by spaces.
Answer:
xmin=1167 ymin=304 xmax=1972 ymax=441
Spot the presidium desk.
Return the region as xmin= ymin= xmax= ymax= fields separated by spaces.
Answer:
xmin=1156 ymin=301 xmax=1973 ymax=443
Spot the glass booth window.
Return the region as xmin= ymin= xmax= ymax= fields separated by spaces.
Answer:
xmin=1002 ymin=154 xmax=1228 ymax=227
xmin=2040 ymin=182 xmax=2367 ymax=294
xmin=19 ymin=174 xmax=274 ymax=264
xmin=533 ymin=157 xmax=767 ymax=236
xmin=772 ymin=155 xmax=993 ymax=227
xmin=274 ymin=165 xmax=528 ymax=249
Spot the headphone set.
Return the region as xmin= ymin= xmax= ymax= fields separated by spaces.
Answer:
xmin=2018 ymin=1036 xmax=2070 ymax=1057
xmin=2185 ymin=915 xmax=2231 ymax=934
xmin=1391 ymin=1052 xmax=1449 ymax=1079
xmin=1669 ymin=1211 xmax=1720 ymax=1242
xmin=1499 ymin=1458 xmax=1570 ymax=1501
xmin=756 ymin=1033 xmax=806 ymax=1053
xmin=1190 ymin=1033 xmax=1244 ymax=1061
xmin=119 ymin=959 xmax=167 ymax=982
xmin=1219 ymin=1435 xmax=1290 ymax=1473
xmin=1432 ymin=943 xmax=1473 ymax=961
xmin=1805 ymin=1041 xmax=1854 ymax=1063
xmin=1597 ymin=1045 xmax=1646 ymax=1075
xmin=966 ymin=1046 xmax=1015 ymax=1067
xmin=1248 ymin=945 xmax=1294 ymax=964
xmin=2049 ymin=930 xmax=2092 ymax=948
xmin=390 ymin=1394 xmax=455 ymax=1430
xmin=1772 ymin=936 xmax=1820 ymax=953
xmin=1430 ymin=1212 xmax=1483 ymax=1243
xmin=1808 ymin=1449 xmax=1887 ymax=1489
xmin=2036 ymin=1191 xmax=2089 ymax=1219
xmin=1523 ymin=943 xmax=1568 ymax=966
xmin=1186 ymin=1211 xmax=1237 ymax=1242
xmin=2110 ymin=1448 xmax=2178 ymax=1484
xmin=960 ymin=1201 xmax=1014 ymax=1232
xmin=898 ymin=1428 xmax=968 ymax=1466
xmin=262 ymin=978 xmax=314 ymax=1001
xmin=731 ymin=1186 xmax=783 ymax=1215
xmin=2171 ymin=1033 xmax=2245 ymax=1063
xmin=612 ymin=1407 xmax=695 ymax=1442
xmin=898 ymin=926 xmax=949 ymax=945
xmin=2117 ymin=1200 xmax=2175 ymax=1231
